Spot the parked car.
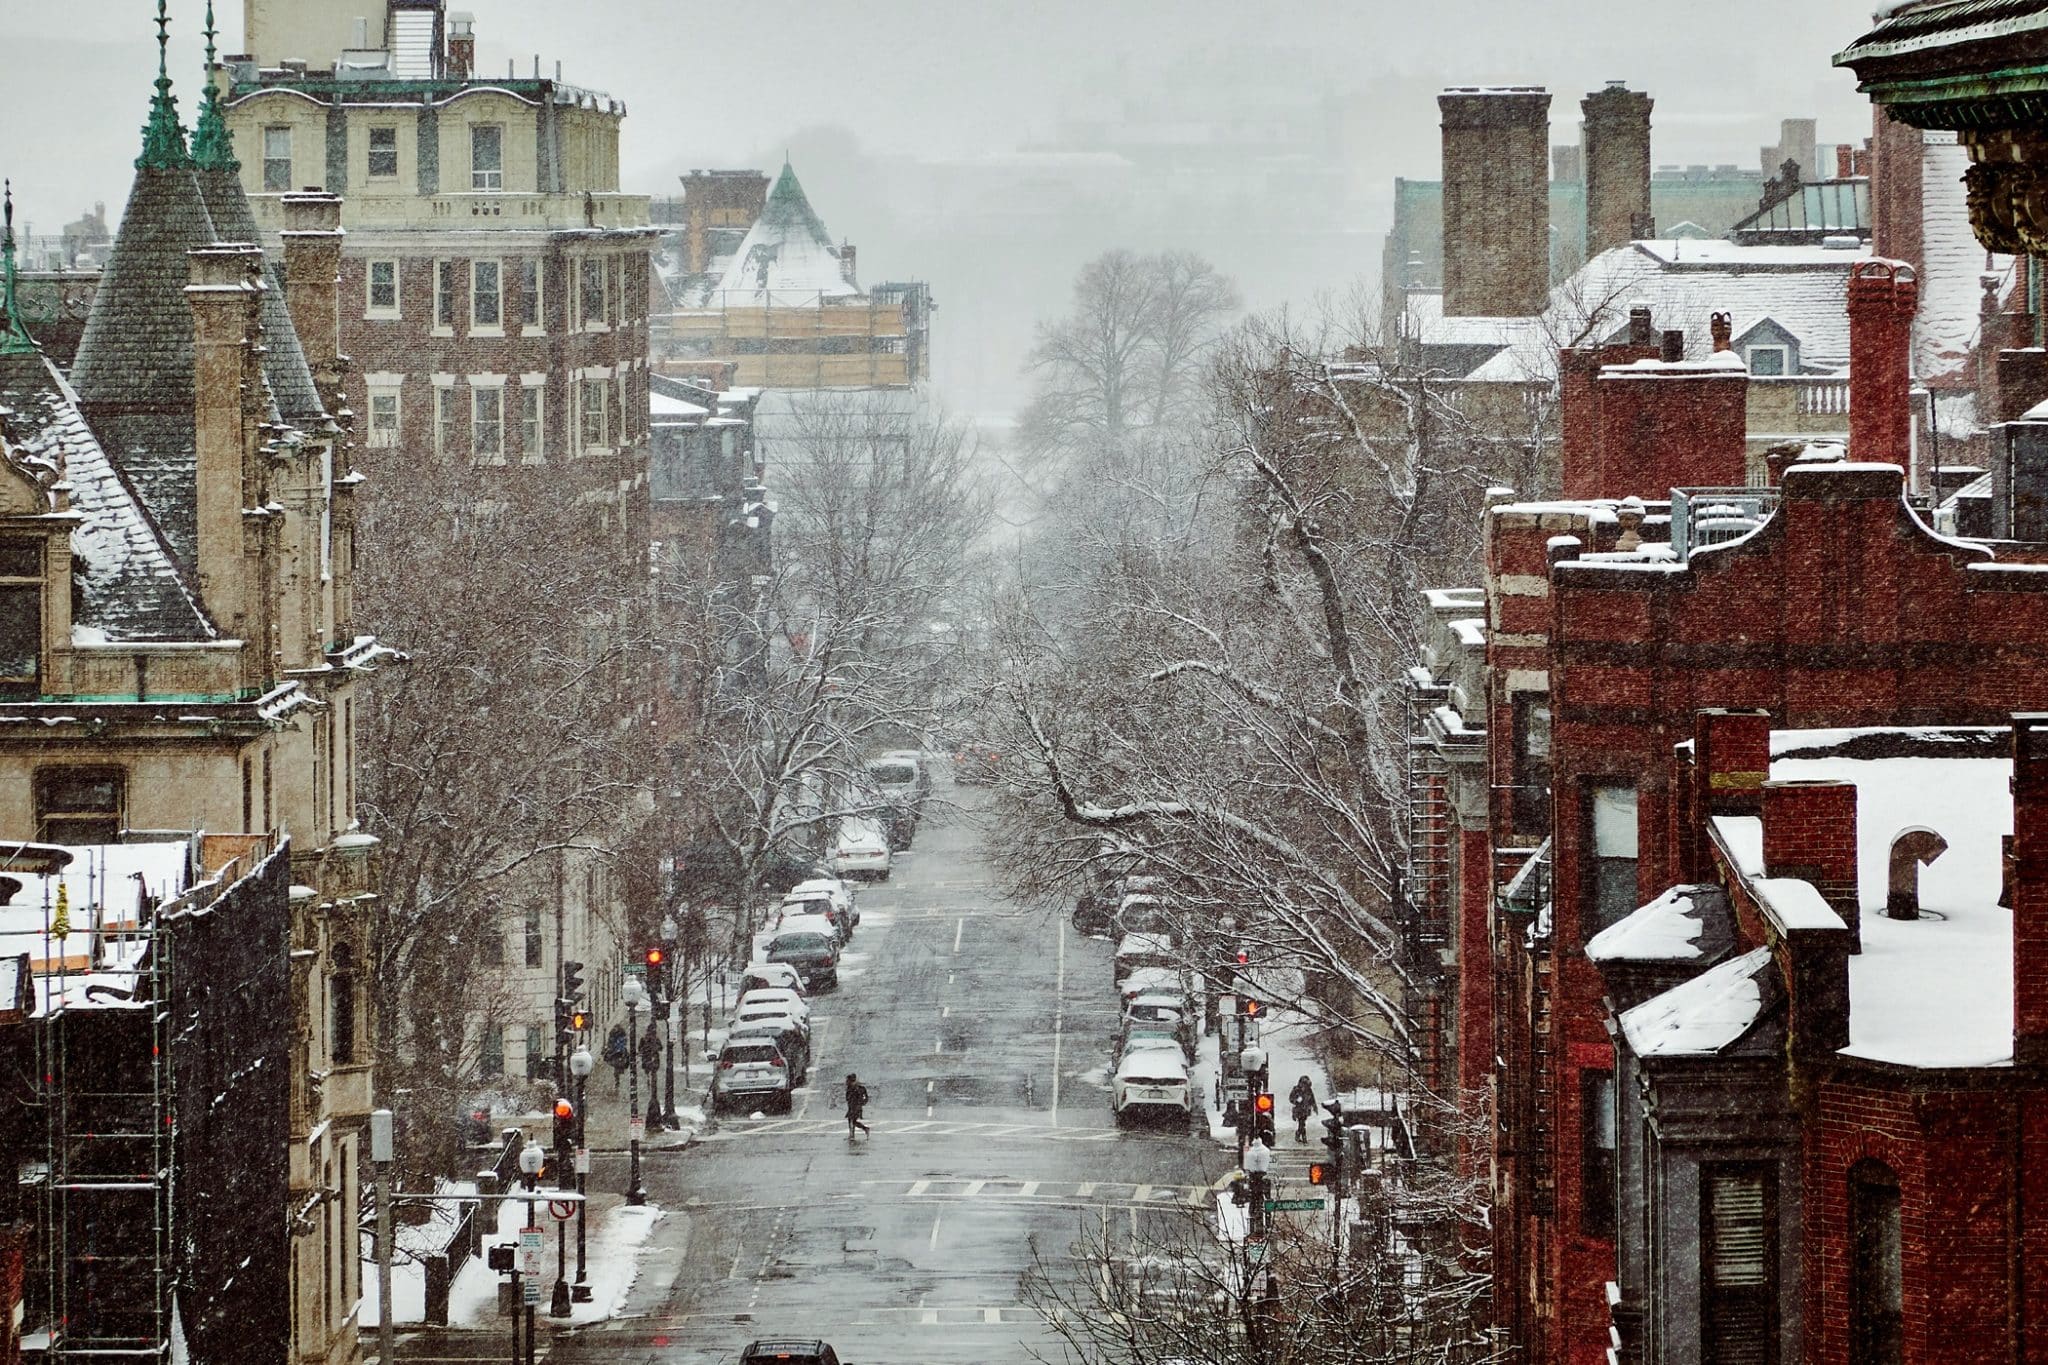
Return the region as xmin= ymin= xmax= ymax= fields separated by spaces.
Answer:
xmin=736 ymin=987 xmax=811 ymax=1030
xmin=734 ymin=1002 xmax=811 ymax=1046
xmin=737 ymin=962 xmax=807 ymax=998
xmin=782 ymin=888 xmax=856 ymax=939
xmin=775 ymin=898 xmax=850 ymax=944
xmin=953 ymin=745 xmax=1002 ymax=785
xmin=1114 ymin=932 xmax=1178 ymax=987
xmin=1119 ymin=965 xmax=1187 ymax=1004
xmin=738 ymin=1342 xmax=844 ymax=1365
xmin=830 ymin=816 xmax=893 ymax=881
xmin=1113 ymin=1046 xmax=1192 ymax=1127
xmin=711 ymin=1038 xmax=796 ymax=1114
xmin=765 ymin=928 xmax=839 ymax=992
xmin=726 ymin=1018 xmax=810 ymax=1086
xmin=1117 ymin=1018 xmax=1195 ymax=1065
xmin=788 ymin=876 xmax=860 ymax=927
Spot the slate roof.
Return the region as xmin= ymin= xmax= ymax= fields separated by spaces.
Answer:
xmin=711 ymin=163 xmax=859 ymax=305
xmin=0 ymin=350 xmax=213 ymax=642
xmin=196 ymin=167 xmax=324 ymax=424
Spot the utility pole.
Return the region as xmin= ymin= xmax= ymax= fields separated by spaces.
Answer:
xmin=370 ymin=1109 xmax=394 ymax=1365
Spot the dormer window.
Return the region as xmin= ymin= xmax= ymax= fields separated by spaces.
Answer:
xmin=1746 ymin=344 xmax=1788 ymax=376
xmin=0 ymin=539 xmax=41 ymax=701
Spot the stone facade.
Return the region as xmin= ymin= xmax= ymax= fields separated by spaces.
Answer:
xmin=1438 ymin=87 xmax=1552 ymax=319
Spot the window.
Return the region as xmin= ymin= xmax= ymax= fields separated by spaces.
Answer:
xmin=366 ymin=125 xmax=398 ymax=179
xmin=471 ymin=260 xmax=501 ymax=328
xmin=35 ymin=767 xmax=123 ymax=844
xmin=580 ymin=378 xmax=608 ymax=451
xmin=434 ymin=261 xmax=458 ymax=330
xmin=0 ymin=539 xmax=40 ymax=699
xmin=1586 ymin=782 xmax=1640 ymax=937
xmin=366 ymin=259 xmax=399 ymax=317
xmin=1703 ymin=1164 xmax=1776 ymax=1365
xmin=1579 ymin=1069 xmax=1616 ymax=1240
xmin=367 ymin=388 xmax=399 ymax=448
xmin=1746 ymin=345 xmax=1788 ymax=377
xmin=579 ymin=257 xmax=604 ymax=328
xmin=478 ymin=1022 xmax=504 ymax=1080
xmin=520 ymin=259 xmax=542 ymax=329
xmin=472 ymin=386 xmax=503 ymax=461
xmin=434 ymin=385 xmax=460 ymax=458
xmin=263 ymin=126 xmax=293 ymax=192
xmin=1512 ymin=695 xmax=1552 ymax=836
xmin=524 ymin=908 xmax=543 ymax=967
xmin=482 ymin=923 xmax=505 ymax=968
xmin=470 ymin=123 xmax=502 ymax=191
xmin=330 ymin=942 xmax=358 ymax=1065
xmin=520 ymin=385 xmax=544 ymax=461
xmin=1850 ymin=1162 xmax=1903 ymax=1365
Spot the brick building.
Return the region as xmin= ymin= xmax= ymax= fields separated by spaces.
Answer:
xmin=221 ymin=0 xmax=656 ymax=1087
xmin=0 ymin=18 xmax=383 ymax=1361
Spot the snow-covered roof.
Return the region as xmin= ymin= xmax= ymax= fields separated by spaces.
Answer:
xmin=1915 ymin=135 xmax=2014 ymax=381
xmin=1587 ymin=883 xmax=1717 ymax=963
xmin=709 ymin=163 xmax=859 ymax=306
xmin=1620 ymin=946 xmax=1774 ymax=1057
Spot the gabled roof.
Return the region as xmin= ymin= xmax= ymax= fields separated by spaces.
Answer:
xmin=0 ymin=351 xmax=213 ymax=642
xmin=712 ymin=163 xmax=859 ymax=305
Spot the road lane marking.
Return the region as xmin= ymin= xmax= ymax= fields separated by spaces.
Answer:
xmin=941 ymin=1004 xmax=950 ymax=1018
xmin=1075 ymin=1181 xmax=1096 ymax=1196
xmin=953 ymin=917 xmax=964 ymax=953
xmin=908 ymin=1179 xmax=930 ymax=1196
xmin=929 ymin=1213 xmax=942 ymax=1250
xmin=1019 ymin=1181 xmax=1039 ymax=1197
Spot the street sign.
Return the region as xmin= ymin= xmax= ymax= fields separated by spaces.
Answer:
xmin=519 ymin=1226 xmax=543 ymax=1277
xmin=628 ymin=1115 xmax=646 ymax=1142
xmin=549 ymin=1199 xmax=576 ymax=1221
xmin=574 ymin=1145 xmax=590 ymax=1175
xmin=1265 ymin=1198 xmax=1330 ymax=1212
xmin=523 ymin=1279 xmax=541 ymax=1306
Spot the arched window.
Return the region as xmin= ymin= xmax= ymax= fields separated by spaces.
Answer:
xmin=1849 ymin=1160 xmax=1903 ymax=1365
xmin=330 ymin=941 xmax=357 ymax=1066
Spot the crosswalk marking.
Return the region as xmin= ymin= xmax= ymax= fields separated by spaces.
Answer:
xmin=844 ymin=1176 xmax=1212 ymax=1207
xmin=696 ymin=1116 xmax=1127 ymax=1143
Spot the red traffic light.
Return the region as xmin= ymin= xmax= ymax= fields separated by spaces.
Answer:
xmin=645 ymin=947 xmax=665 ymax=967
xmin=553 ymin=1098 xmax=574 ymax=1120
xmin=1236 ymin=948 xmax=1249 ymax=965
xmin=1308 ymin=1162 xmax=1329 ymax=1186
xmin=1253 ymin=1092 xmax=1275 ymax=1115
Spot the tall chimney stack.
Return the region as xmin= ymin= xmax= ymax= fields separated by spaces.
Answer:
xmin=1439 ymin=87 xmax=1552 ymax=318
xmin=1847 ymin=259 xmax=1919 ymax=465
xmin=185 ymin=244 xmax=266 ymax=644
xmin=278 ymin=192 xmax=345 ymax=409
xmin=446 ymin=12 xmax=475 ymax=81
xmin=1582 ymin=82 xmax=1654 ymax=257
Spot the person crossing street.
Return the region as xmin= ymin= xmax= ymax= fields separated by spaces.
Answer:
xmin=1290 ymin=1074 xmax=1317 ymax=1143
xmin=844 ymin=1072 xmax=872 ymax=1139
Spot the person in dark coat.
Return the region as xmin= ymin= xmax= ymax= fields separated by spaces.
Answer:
xmin=603 ymin=1023 xmax=629 ymax=1096
xmin=844 ymin=1072 xmax=871 ymax=1139
xmin=1290 ymin=1075 xmax=1317 ymax=1143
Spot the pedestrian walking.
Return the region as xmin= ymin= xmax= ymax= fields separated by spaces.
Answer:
xmin=844 ymin=1072 xmax=871 ymax=1140
xmin=603 ymin=1022 xmax=629 ymax=1097
xmin=1289 ymin=1074 xmax=1316 ymax=1143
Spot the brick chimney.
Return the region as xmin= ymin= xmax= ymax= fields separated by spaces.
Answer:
xmin=1582 ymin=83 xmax=1654 ymax=257
xmin=1558 ymin=304 xmax=1660 ymax=498
xmin=1439 ymin=87 xmax=1551 ymax=318
xmin=446 ymin=13 xmax=475 ymax=81
xmin=186 ymin=244 xmax=265 ymax=642
xmin=1847 ymin=258 xmax=1919 ymax=466
xmin=1589 ymin=342 xmax=1749 ymax=499
xmin=1762 ymin=778 xmax=1861 ymax=952
xmin=2011 ymin=714 xmax=2048 ymax=1065
xmin=1686 ymin=709 xmax=1772 ymax=881
xmin=1870 ymin=111 xmax=1924 ymax=274
xmin=278 ymin=192 xmax=345 ymax=407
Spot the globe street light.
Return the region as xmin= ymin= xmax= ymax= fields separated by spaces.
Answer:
xmin=568 ymin=1045 xmax=594 ymax=1300
xmin=622 ymin=975 xmax=648 ymax=1206
xmin=516 ymin=1138 xmax=544 ymax=1357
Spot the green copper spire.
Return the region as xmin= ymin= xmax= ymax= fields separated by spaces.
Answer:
xmin=190 ymin=0 xmax=238 ymax=170
xmin=136 ymin=0 xmax=191 ymax=171
xmin=0 ymin=182 xmax=36 ymax=357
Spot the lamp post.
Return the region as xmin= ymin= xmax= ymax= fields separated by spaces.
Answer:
xmin=370 ymin=1109 xmax=394 ymax=1365
xmin=622 ymin=975 xmax=648 ymax=1206
xmin=568 ymin=1044 xmax=593 ymax=1301
xmin=661 ymin=914 xmax=680 ymax=1128
xmin=516 ymin=1140 xmax=543 ymax=1365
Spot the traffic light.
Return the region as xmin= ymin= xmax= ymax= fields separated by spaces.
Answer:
xmin=553 ymin=996 xmax=575 ymax=1045
xmin=1307 ymin=1161 xmax=1329 ymax=1186
xmin=1253 ymin=1091 xmax=1276 ymax=1143
xmin=570 ymin=1009 xmax=588 ymax=1033
xmin=643 ymin=946 xmax=665 ymax=970
xmin=1321 ymin=1099 xmax=1346 ymax=1182
xmin=562 ymin=959 xmax=585 ymax=1002
xmin=552 ymin=1096 xmax=575 ymax=1153
xmin=1236 ymin=994 xmax=1263 ymax=1018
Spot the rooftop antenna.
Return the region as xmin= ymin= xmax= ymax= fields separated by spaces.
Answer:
xmin=0 ymin=182 xmax=36 ymax=357
xmin=137 ymin=0 xmax=192 ymax=171
xmin=191 ymin=0 xmax=240 ymax=171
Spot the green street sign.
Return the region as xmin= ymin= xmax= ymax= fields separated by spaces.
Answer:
xmin=1264 ymin=1198 xmax=1329 ymax=1212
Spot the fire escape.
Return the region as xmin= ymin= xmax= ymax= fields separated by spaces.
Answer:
xmin=1403 ymin=671 xmax=1453 ymax=1094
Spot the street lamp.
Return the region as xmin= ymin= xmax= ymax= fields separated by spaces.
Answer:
xmin=660 ymin=914 xmax=680 ymax=1128
xmin=568 ymin=1044 xmax=594 ymax=1301
xmin=516 ymin=1139 xmax=543 ymax=1365
xmin=622 ymin=975 xmax=648 ymax=1206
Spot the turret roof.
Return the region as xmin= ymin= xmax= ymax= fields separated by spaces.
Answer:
xmin=712 ymin=162 xmax=860 ymax=305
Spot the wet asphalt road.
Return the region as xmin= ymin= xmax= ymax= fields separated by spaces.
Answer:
xmin=549 ymin=782 xmax=1230 ymax=1365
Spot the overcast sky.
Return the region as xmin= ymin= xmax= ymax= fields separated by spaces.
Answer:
xmin=4 ymin=0 xmax=1888 ymax=416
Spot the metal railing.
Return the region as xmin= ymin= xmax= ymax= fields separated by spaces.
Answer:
xmin=1669 ymin=486 xmax=1781 ymax=562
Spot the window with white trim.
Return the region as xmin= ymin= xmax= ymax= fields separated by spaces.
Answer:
xmin=520 ymin=385 xmax=543 ymax=461
xmin=471 ymin=260 xmax=501 ymax=329
xmin=470 ymin=124 xmax=502 ymax=191
xmin=366 ymin=126 xmax=399 ymax=179
xmin=434 ymin=385 xmax=460 ymax=458
xmin=263 ymin=126 xmax=293 ymax=192
xmin=1586 ymin=782 xmax=1640 ymax=938
xmin=366 ymin=387 xmax=399 ymax=448
xmin=434 ymin=260 xmax=458 ymax=330
xmin=366 ymin=259 xmax=398 ymax=317
xmin=520 ymin=259 xmax=542 ymax=329
xmin=472 ymin=386 xmax=503 ymax=462
xmin=579 ymin=257 xmax=604 ymax=330
xmin=1746 ymin=344 xmax=1788 ymax=377
xmin=579 ymin=378 xmax=607 ymax=451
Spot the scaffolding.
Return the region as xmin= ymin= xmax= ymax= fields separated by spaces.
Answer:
xmin=30 ymin=848 xmax=175 ymax=1362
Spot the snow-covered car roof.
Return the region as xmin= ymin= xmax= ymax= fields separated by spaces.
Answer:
xmin=1115 ymin=1047 xmax=1189 ymax=1080
xmin=1115 ymin=932 xmax=1176 ymax=956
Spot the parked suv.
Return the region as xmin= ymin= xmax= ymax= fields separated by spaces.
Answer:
xmin=765 ymin=927 xmax=840 ymax=992
xmin=738 ymin=1342 xmax=844 ymax=1365
xmin=711 ymin=1038 xmax=796 ymax=1113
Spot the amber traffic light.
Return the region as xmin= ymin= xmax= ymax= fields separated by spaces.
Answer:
xmin=1307 ymin=1162 xmax=1329 ymax=1186
xmin=1253 ymin=1092 xmax=1275 ymax=1116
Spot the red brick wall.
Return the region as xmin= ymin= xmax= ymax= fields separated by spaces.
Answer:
xmin=1848 ymin=260 xmax=1919 ymax=468
xmin=1456 ymin=826 xmax=1495 ymax=1111
xmin=1593 ymin=364 xmax=1749 ymax=500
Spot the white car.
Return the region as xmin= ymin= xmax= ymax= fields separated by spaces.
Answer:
xmin=788 ymin=876 xmax=860 ymax=927
xmin=831 ymin=816 xmax=893 ymax=881
xmin=1113 ymin=1047 xmax=1192 ymax=1127
xmin=737 ymin=962 xmax=807 ymax=998
xmin=733 ymin=1001 xmax=810 ymax=1042
xmin=1114 ymin=932 xmax=1177 ymax=986
xmin=1119 ymin=965 xmax=1186 ymax=1003
xmin=737 ymin=987 xmax=811 ymax=1028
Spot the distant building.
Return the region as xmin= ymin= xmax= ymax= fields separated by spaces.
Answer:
xmin=655 ymin=162 xmax=932 ymax=390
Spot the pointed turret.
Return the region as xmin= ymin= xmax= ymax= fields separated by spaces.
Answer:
xmin=137 ymin=0 xmax=190 ymax=172
xmin=0 ymin=182 xmax=36 ymax=357
xmin=714 ymin=161 xmax=860 ymax=303
xmin=190 ymin=0 xmax=238 ymax=173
